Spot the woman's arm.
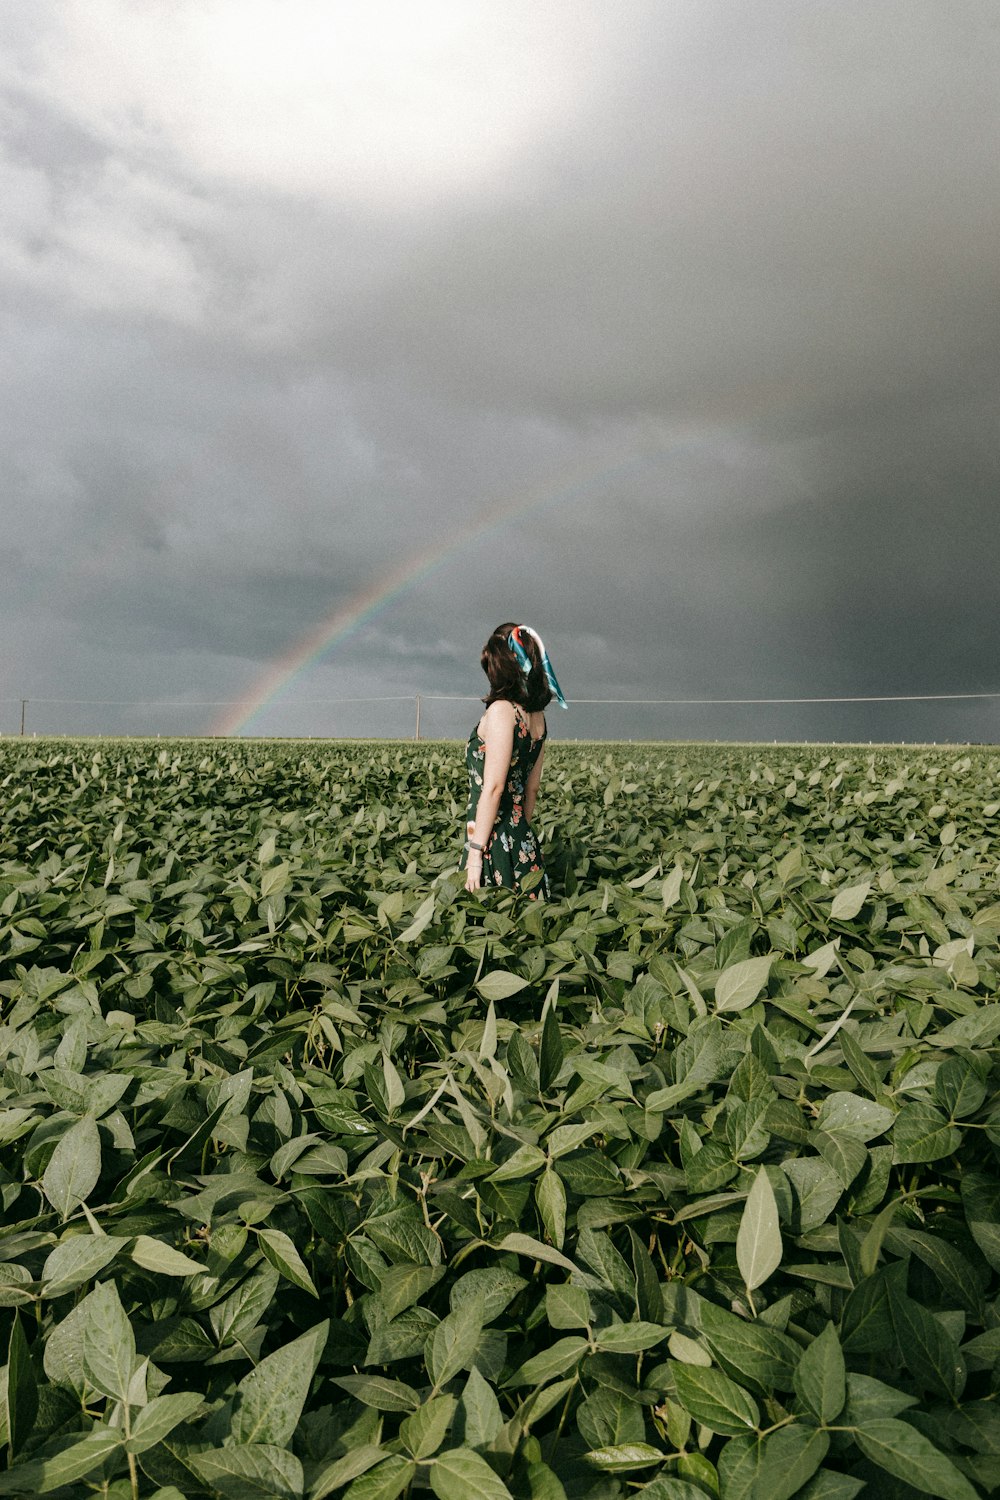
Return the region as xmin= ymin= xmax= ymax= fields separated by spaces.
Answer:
xmin=465 ymin=702 xmax=515 ymax=890
xmin=524 ymin=744 xmax=545 ymax=823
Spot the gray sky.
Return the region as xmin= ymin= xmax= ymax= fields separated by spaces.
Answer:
xmin=3 ymin=0 xmax=1000 ymax=742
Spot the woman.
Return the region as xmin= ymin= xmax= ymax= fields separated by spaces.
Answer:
xmin=462 ymin=623 xmax=566 ymax=895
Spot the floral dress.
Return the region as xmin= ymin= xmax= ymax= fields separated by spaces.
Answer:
xmin=462 ymin=707 xmax=548 ymax=895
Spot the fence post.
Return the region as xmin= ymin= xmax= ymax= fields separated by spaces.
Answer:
xmin=415 ymin=695 xmax=421 ymax=740
xmin=20 ymin=700 xmax=26 ymax=736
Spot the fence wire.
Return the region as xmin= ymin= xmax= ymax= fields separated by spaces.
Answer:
xmin=3 ymin=689 xmax=1000 ymax=741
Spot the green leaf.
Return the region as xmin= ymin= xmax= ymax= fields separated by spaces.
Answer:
xmin=928 ymin=1004 xmax=1000 ymax=1048
xmin=430 ymin=1446 xmax=513 ymax=1500
xmin=812 ymin=1130 xmax=867 ymax=1189
xmin=490 ymin=1144 xmax=547 ymax=1181
xmin=838 ymin=1029 xmax=882 ymax=1097
xmin=841 ymin=1264 xmax=901 ymax=1354
xmin=854 ymin=1418 xmax=979 ymax=1500
xmin=736 ymin=1166 xmax=782 ymax=1292
xmin=231 ymin=1319 xmax=328 ymax=1445
xmin=332 ymin=1375 xmax=421 ymax=1412
xmin=545 ymin=1283 xmax=591 ymax=1330
xmin=595 ymin=1321 xmax=668 ymax=1353
xmin=843 ymin=1372 xmax=917 ymax=1424
xmin=892 ymin=1102 xmax=961 ymax=1163
xmin=887 ymin=1225 xmax=982 ymax=1312
xmin=41 ymin=1116 xmax=101 ymax=1219
xmin=961 ymin=1173 xmax=1000 ymax=1270
xmin=41 ymin=1234 xmax=127 ymax=1297
xmin=81 ymin=1279 xmax=135 ymax=1404
xmin=628 ymin=1225 xmax=664 ymax=1324
xmin=535 ymin=1168 xmax=566 ymax=1248
xmin=42 ymin=1296 xmax=89 ymax=1394
xmin=793 ymin=1322 xmax=845 ymax=1423
xmin=189 ymin=1443 xmax=306 ymax=1500
xmin=887 ymin=1282 xmax=965 ymax=1400
xmin=699 ymin=1301 xmax=798 ymax=1395
xmin=676 ymin=1453 xmax=719 ymax=1489
xmin=125 ymin=1391 xmax=203 ymax=1453
xmin=716 ymin=1434 xmax=763 ymax=1500
xmin=399 ymin=895 xmax=436 ymax=942
xmin=669 ymin=1331 xmax=712 ymax=1366
xmin=456 ymin=1367 xmax=504 ymax=1450
xmin=545 ymin=1121 xmax=600 ymax=1156
xmin=576 ymin=1386 xmax=645 ymax=1448
xmin=478 ymin=1000 xmax=498 ymax=1061
xmin=662 ymin=865 xmax=684 ymax=908
xmin=257 ymin=1226 xmax=319 ymax=1296
xmin=801 ymin=940 xmax=840 ymax=978
xmin=715 ymin=955 xmax=772 ymax=1012
xmin=450 ymin=1267 xmax=526 ymax=1320
xmin=859 ymin=1198 xmax=899 ymax=1279
xmin=209 ymin=1267 xmax=280 ymax=1348
xmin=627 ymin=1476 xmax=707 ymax=1499
xmin=131 ymin=1235 xmax=204 ymax=1277
xmin=726 ymin=1099 xmax=771 ymax=1162
xmin=944 ymin=1401 xmax=1000 ymax=1458
xmin=796 ymin=1473 xmax=864 ymax=1500
xmin=685 ymin=1142 xmax=738 ymax=1192
xmin=577 ymin=1226 xmax=636 ymax=1297
xmin=311 ymin=1445 xmax=386 ymax=1500
xmin=933 ymin=1056 xmax=987 ymax=1118
xmin=342 ymin=1456 xmax=417 ymax=1500
xmin=260 ymin=860 xmax=290 ymax=897
xmin=309 ymin=1096 xmax=372 ymax=1138
xmin=400 ymin=1395 xmax=457 ymax=1460
xmin=426 ymin=1298 xmax=484 ymax=1389
xmin=849 ymin=1142 xmax=892 ymax=1215
xmin=477 ymin=972 xmax=529 ymax=1001
xmin=523 ymin=1460 xmax=569 ymax=1500
xmin=0 ymin=1109 xmax=37 ymax=1148
xmin=814 ymin=1091 xmax=894 ymax=1142
xmin=507 ymin=1337 xmax=588 ymax=1387
xmin=539 ymin=1003 xmax=564 ymax=1091
xmin=581 ymin=1443 xmax=665 ymax=1471
xmin=378 ymin=1264 xmax=445 ymax=1321
xmin=0 ymin=1428 xmax=121 ymax=1495
xmin=671 ymin=1362 xmax=760 ymax=1436
xmin=755 ymin=1425 xmax=830 ymax=1500
xmin=505 ymin=1031 xmax=538 ymax=1091
xmin=5 ymin=1312 xmax=37 ymax=1458
xmin=829 ymin=881 xmax=870 ymax=921
xmin=493 ymin=1232 xmax=576 ymax=1274
xmin=782 ymin=1157 xmax=843 ymax=1233
xmin=365 ymin=1311 xmax=432 ymax=1367
xmin=382 ymin=1052 xmax=406 ymax=1115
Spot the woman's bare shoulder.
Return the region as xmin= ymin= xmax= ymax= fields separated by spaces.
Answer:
xmin=479 ymin=700 xmax=517 ymax=737
xmin=482 ymin=699 xmax=517 ymax=725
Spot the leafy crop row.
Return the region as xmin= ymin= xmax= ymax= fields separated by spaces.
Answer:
xmin=1 ymin=739 xmax=1000 ymax=1499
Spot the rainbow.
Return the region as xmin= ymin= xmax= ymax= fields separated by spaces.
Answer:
xmin=212 ymin=426 xmax=737 ymax=735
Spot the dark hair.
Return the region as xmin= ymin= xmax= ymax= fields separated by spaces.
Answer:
xmin=481 ymin=622 xmax=553 ymax=711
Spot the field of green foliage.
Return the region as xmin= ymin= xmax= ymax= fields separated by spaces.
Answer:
xmin=2 ymin=737 xmax=1000 ymax=1500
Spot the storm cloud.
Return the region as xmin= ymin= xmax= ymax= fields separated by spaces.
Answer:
xmin=2 ymin=0 xmax=999 ymax=741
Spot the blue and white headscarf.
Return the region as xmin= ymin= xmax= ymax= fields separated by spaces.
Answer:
xmin=508 ymin=625 xmax=568 ymax=709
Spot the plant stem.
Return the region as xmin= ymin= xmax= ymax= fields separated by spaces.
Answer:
xmin=121 ymin=1403 xmax=139 ymax=1500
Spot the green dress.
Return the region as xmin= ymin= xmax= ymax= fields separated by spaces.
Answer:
xmin=463 ymin=706 xmax=548 ymax=895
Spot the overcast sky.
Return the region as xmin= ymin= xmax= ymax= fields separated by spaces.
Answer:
xmin=3 ymin=0 xmax=1000 ymax=743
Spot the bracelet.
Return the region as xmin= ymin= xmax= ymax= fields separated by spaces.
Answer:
xmin=465 ymin=839 xmax=484 ymax=852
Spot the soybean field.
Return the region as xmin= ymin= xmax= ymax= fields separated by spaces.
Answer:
xmin=2 ymin=737 xmax=1000 ymax=1500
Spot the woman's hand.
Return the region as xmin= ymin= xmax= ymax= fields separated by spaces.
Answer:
xmin=465 ymin=850 xmax=483 ymax=892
